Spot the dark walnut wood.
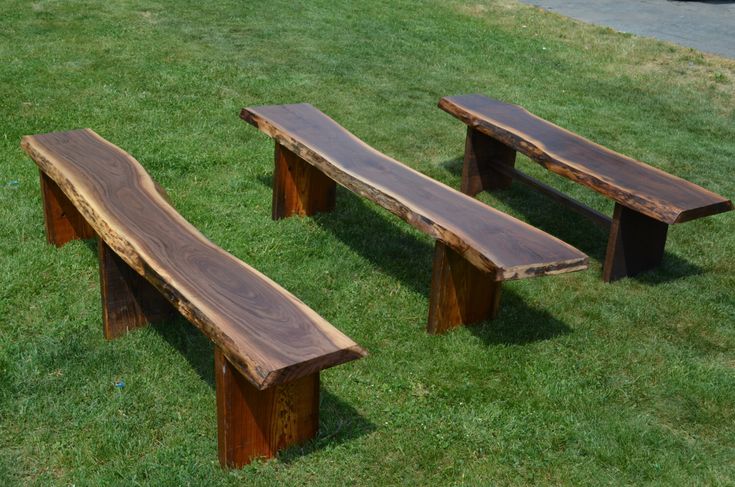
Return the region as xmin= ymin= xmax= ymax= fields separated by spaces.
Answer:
xmin=241 ymin=103 xmax=587 ymax=281
xmin=440 ymin=94 xmax=733 ymax=281
xmin=39 ymin=171 xmax=95 ymax=245
xmin=427 ymin=242 xmax=501 ymax=334
xmin=216 ymin=347 xmax=319 ymax=467
xmin=273 ymin=142 xmax=336 ymax=219
xmin=440 ymin=94 xmax=733 ymax=225
xmin=98 ymin=239 xmax=175 ymax=339
xmin=241 ymin=103 xmax=587 ymax=332
xmin=603 ymin=203 xmax=669 ymax=282
xmin=22 ymin=129 xmax=364 ymax=390
xmin=462 ymin=126 xmax=516 ymax=196
xmin=23 ymin=129 xmax=367 ymax=467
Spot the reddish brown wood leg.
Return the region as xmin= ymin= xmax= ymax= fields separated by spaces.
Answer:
xmin=427 ymin=241 xmax=502 ymax=334
xmin=39 ymin=171 xmax=95 ymax=246
xmin=215 ymin=347 xmax=319 ymax=468
xmin=98 ymin=240 xmax=175 ymax=339
xmin=603 ymin=203 xmax=669 ymax=282
xmin=461 ymin=127 xmax=516 ymax=196
xmin=272 ymin=142 xmax=336 ymax=219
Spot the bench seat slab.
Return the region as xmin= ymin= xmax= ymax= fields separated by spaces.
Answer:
xmin=439 ymin=94 xmax=733 ymax=225
xmin=22 ymin=129 xmax=364 ymax=390
xmin=242 ymin=104 xmax=587 ymax=281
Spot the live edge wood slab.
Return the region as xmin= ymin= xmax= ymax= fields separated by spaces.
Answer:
xmin=21 ymin=129 xmax=366 ymax=468
xmin=240 ymin=103 xmax=588 ymax=334
xmin=439 ymin=94 xmax=733 ymax=282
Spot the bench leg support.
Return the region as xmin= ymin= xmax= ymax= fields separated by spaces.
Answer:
xmin=215 ymin=347 xmax=319 ymax=468
xmin=272 ymin=142 xmax=336 ymax=219
xmin=603 ymin=203 xmax=669 ymax=282
xmin=461 ymin=128 xmax=516 ymax=196
xmin=427 ymin=241 xmax=501 ymax=334
xmin=39 ymin=171 xmax=95 ymax=246
xmin=98 ymin=240 xmax=174 ymax=339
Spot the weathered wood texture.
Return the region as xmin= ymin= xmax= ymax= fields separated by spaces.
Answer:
xmin=21 ymin=129 xmax=365 ymax=390
xmin=603 ymin=203 xmax=669 ymax=282
xmin=273 ymin=142 xmax=336 ymax=219
xmin=216 ymin=347 xmax=319 ymax=467
xmin=241 ymin=103 xmax=587 ymax=282
xmin=98 ymin=239 xmax=175 ymax=339
xmin=439 ymin=94 xmax=733 ymax=225
xmin=427 ymin=242 xmax=501 ymax=334
xmin=39 ymin=170 xmax=95 ymax=245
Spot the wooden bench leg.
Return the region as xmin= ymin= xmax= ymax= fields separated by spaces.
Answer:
xmin=98 ymin=240 xmax=174 ymax=339
xmin=461 ymin=127 xmax=516 ymax=196
xmin=39 ymin=171 xmax=95 ymax=246
xmin=603 ymin=203 xmax=669 ymax=282
xmin=215 ymin=347 xmax=319 ymax=468
xmin=427 ymin=241 xmax=501 ymax=334
xmin=272 ymin=142 xmax=336 ymax=219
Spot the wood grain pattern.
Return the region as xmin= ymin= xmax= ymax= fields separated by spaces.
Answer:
xmin=462 ymin=127 xmax=516 ymax=196
xmin=98 ymin=239 xmax=175 ymax=339
xmin=427 ymin=242 xmax=501 ymax=334
xmin=22 ymin=129 xmax=366 ymax=390
xmin=273 ymin=142 xmax=336 ymax=219
xmin=215 ymin=347 xmax=319 ymax=467
xmin=603 ymin=203 xmax=669 ymax=282
xmin=39 ymin=170 xmax=95 ymax=246
xmin=241 ymin=104 xmax=588 ymax=281
xmin=439 ymin=94 xmax=733 ymax=225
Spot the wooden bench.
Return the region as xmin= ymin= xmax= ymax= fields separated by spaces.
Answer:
xmin=240 ymin=103 xmax=588 ymax=334
xmin=439 ymin=94 xmax=734 ymax=282
xmin=21 ymin=129 xmax=366 ymax=468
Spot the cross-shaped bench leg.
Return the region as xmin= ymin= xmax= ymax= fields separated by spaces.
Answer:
xmin=272 ymin=142 xmax=336 ymax=220
xmin=603 ymin=203 xmax=669 ymax=282
xmin=39 ymin=171 xmax=95 ymax=246
xmin=215 ymin=347 xmax=319 ymax=467
xmin=98 ymin=241 xmax=175 ymax=339
xmin=427 ymin=241 xmax=502 ymax=334
xmin=461 ymin=128 xmax=516 ymax=196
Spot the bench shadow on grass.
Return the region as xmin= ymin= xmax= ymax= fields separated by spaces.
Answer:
xmin=150 ymin=318 xmax=375 ymax=458
xmin=440 ymin=157 xmax=703 ymax=285
xmin=80 ymin=239 xmax=374 ymax=460
xmin=255 ymin=173 xmax=572 ymax=345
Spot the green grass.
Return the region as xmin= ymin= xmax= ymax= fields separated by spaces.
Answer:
xmin=1 ymin=0 xmax=734 ymax=485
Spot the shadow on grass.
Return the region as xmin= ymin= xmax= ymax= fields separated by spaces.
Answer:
xmin=151 ymin=317 xmax=375 ymax=457
xmin=279 ymin=390 xmax=376 ymax=464
xmin=440 ymin=157 xmax=702 ymax=284
xmin=468 ymin=290 xmax=572 ymax=346
xmin=254 ymin=176 xmax=574 ymax=345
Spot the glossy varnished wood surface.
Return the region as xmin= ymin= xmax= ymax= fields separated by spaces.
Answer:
xmin=241 ymin=104 xmax=587 ymax=281
xmin=439 ymin=94 xmax=733 ymax=224
xmin=22 ymin=129 xmax=365 ymax=390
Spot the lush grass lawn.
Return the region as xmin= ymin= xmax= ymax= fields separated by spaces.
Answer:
xmin=1 ymin=0 xmax=734 ymax=485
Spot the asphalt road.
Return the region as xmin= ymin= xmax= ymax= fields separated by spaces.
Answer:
xmin=520 ymin=0 xmax=735 ymax=59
